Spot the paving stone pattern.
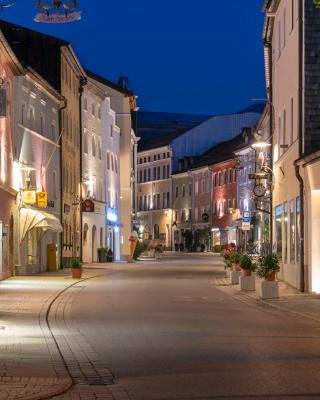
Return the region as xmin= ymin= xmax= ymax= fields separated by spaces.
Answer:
xmin=0 ymin=271 xmax=130 ymax=400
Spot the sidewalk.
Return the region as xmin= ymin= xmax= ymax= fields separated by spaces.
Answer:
xmin=0 ymin=268 xmax=130 ymax=400
xmin=212 ymin=265 xmax=320 ymax=324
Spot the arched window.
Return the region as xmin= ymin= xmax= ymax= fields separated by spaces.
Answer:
xmin=92 ymin=136 xmax=96 ymax=157
xmin=154 ymin=224 xmax=160 ymax=240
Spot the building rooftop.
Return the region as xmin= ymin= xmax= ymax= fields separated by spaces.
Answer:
xmin=0 ymin=19 xmax=68 ymax=90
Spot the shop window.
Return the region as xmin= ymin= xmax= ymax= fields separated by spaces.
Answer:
xmin=296 ymin=197 xmax=301 ymax=262
xmin=275 ymin=205 xmax=283 ymax=260
xmin=189 ymin=183 xmax=192 ymax=196
xmin=283 ymin=202 xmax=288 ymax=263
xmin=290 ymin=199 xmax=295 ymax=263
xmin=182 ymin=185 xmax=185 ymax=197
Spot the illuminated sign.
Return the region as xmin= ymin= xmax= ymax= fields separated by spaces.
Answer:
xmin=37 ymin=192 xmax=48 ymax=208
xmin=34 ymin=11 xmax=81 ymax=23
xmin=23 ymin=189 xmax=36 ymax=205
xmin=107 ymin=209 xmax=118 ymax=223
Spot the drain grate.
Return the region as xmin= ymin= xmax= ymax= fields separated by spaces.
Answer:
xmin=87 ymin=378 xmax=115 ymax=386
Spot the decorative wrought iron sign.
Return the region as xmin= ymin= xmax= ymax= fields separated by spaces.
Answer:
xmin=35 ymin=0 xmax=81 ymax=23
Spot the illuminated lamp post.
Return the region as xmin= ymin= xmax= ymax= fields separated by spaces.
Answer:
xmin=34 ymin=0 xmax=81 ymax=23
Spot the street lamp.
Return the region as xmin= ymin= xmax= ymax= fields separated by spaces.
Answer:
xmin=34 ymin=0 xmax=81 ymax=23
xmin=0 ymin=1 xmax=16 ymax=11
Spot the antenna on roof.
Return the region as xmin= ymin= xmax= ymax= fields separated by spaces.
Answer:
xmin=34 ymin=0 xmax=81 ymax=23
xmin=0 ymin=0 xmax=16 ymax=12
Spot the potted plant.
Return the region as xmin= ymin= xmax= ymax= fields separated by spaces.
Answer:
xmin=107 ymin=249 xmax=114 ymax=263
xmin=257 ymin=253 xmax=280 ymax=281
xmin=155 ymin=244 xmax=163 ymax=260
xmin=230 ymin=250 xmax=241 ymax=271
xmin=97 ymin=247 xmax=108 ymax=263
xmin=71 ymin=258 xmax=83 ymax=279
xmin=239 ymin=254 xmax=257 ymax=276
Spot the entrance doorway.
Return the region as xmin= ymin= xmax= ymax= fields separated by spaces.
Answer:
xmin=92 ymin=225 xmax=97 ymax=263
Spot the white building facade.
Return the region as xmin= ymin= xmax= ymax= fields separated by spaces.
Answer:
xmin=12 ymin=69 xmax=64 ymax=274
xmin=82 ymin=76 xmax=121 ymax=263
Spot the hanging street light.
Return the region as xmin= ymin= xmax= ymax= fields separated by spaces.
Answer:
xmin=34 ymin=0 xmax=81 ymax=23
xmin=0 ymin=0 xmax=17 ymax=12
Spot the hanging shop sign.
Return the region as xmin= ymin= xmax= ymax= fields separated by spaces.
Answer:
xmin=241 ymin=221 xmax=251 ymax=231
xmin=22 ymin=189 xmax=36 ymax=205
xmin=82 ymin=199 xmax=95 ymax=213
xmin=37 ymin=191 xmax=48 ymax=208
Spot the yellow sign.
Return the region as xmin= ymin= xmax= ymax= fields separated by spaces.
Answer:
xmin=37 ymin=192 xmax=48 ymax=208
xmin=23 ymin=189 xmax=36 ymax=205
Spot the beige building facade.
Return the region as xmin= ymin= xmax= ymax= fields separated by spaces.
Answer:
xmin=137 ymin=145 xmax=173 ymax=248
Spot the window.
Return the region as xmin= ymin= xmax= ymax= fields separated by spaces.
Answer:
xmin=98 ymin=106 xmax=101 ymax=119
xmin=107 ymin=152 xmax=110 ymax=170
xmin=111 ymin=154 xmax=114 ymax=171
xmin=154 ymin=155 xmax=156 ymax=161
xmin=110 ymin=124 xmax=113 ymax=137
xmin=157 ymin=154 xmax=160 ymax=160
xmin=290 ymin=97 xmax=294 ymax=145
xmin=182 ymin=185 xmax=185 ymax=197
xmin=228 ymin=199 xmax=232 ymax=209
xmin=91 ymin=102 xmax=95 ymax=116
xmin=53 ymin=170 xmax=57 ymax=199
xmin=175 ymin=186 xmax=179 ymax=198
xmin=218 ymin=172 xmax=222 ymax=186
xmin=167 ymin=192 xmax=170 ymax=207
xmin=51 ymin=122 xmax=56 ymax=141
xmin=291 ymin=0 xmax=294 ymax=31
xmin=167 ymin=165 xmax=170 ymax=177
xmin=296 ymin=197 xmax=301 ymax=262
xmin=40 ymin=113 xmax=45 ymax=135
xmin=147 ymin=168 xmax=151 ymax=181
xmin=148 ymin=156 xmax=151 ymax=162
xmin=189 ymin=183 xmax=192 ymax=196
xmin=29 ymin=106 xmax=35 ymax=130
xmin=163 ymin=153 xmax=166 ymax=159
xmin=143 ymin=169 xmax=147 ymax=183
xmin=229 ymin=169 xmax=232 ymax=183
xmin=167 ymin=152 xmax=170 ymax=158
xmin=163 ymin=192 xmax=166 ymax=209
xmin=284 ymin=202 xmax=288 ymax=263
xmin=153 ymin=167 xmax=157 ymax=180
xmin=181 ymin=209 xmax=186 ymax=222
xmin=282 ymin=109 xmax=287 ymax=152
xmin=213 ymin=173 xmax=216 ymax=187
xmin=21 ymin=102 xmax=26 ymax=125
xmin=157 ymin=166 xmax=160 ymax=180
xmin=163 ymin=165 xmax=166 ymax=179
xmin=139 ymin=196 xmax=142 ymax=211
xmin=290 ymin=199 xmax=295 ymax=263
xmin=202 ymin=179 xmax=205 ymax=193
xmin=84 ymin=130 xmax=88 ymax=154
xmin=92 ymin=136 xmax=96 ymax=157
xmin=275 ymin=205 xmax=283 ymax=259
xmin=139 ymin=170 xmax=142 ymax=183
xmin=98 ymin=140 xmax=102 ymax=160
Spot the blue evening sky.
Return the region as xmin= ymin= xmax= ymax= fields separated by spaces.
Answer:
xmin=1 ymin=0 xmax=266 ymax=115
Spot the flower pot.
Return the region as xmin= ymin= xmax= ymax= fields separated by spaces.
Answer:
xmin=265 ymin=272 xmax=276 ymax=281
xmin=71 ymin=268 xmax=83 ymax=279
xmin=232 ymin=263 xmax=241 ymax=272
xmin=242 ymin=269 xmax=252 ymax=277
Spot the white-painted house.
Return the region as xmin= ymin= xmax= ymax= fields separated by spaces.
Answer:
xmin=82 ymin=76 xmax=121 ymax=263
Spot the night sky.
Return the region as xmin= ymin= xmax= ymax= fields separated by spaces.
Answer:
xmin=1 ymin=0 xmax=266 ymax=115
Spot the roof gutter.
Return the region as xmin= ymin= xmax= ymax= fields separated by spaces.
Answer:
xmin=294 ymin=0 xmax=305 ymax=293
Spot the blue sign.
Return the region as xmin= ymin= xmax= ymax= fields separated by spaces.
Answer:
xmin=242 ymin=211 xmax=251 ymax=223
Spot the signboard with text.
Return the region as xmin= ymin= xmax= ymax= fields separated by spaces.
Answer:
xmin=23 ymin=189 xmax=36 ymax=205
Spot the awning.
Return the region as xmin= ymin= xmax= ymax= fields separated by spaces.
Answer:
xmin=20 ymin=208 xmax=62 ymax=242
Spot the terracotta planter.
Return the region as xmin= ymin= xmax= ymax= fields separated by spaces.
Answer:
xmin=242 ymin=268 xmax=252 ymax=277
xmin=232 ymin=263 xmax=241 ymax=272
xmin=71 ymin=268 xmax=83 ymax=279
xmin=265 ymin=271 xmax=276 ymax=281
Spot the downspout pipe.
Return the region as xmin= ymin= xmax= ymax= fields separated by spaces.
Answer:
xmin=294 ymin=0 xmax=305 ymax=293
xmin=79 ymin=76 xmax=87 ymax=262
xmin=59 ymin=98 xmax=67 ymax=269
